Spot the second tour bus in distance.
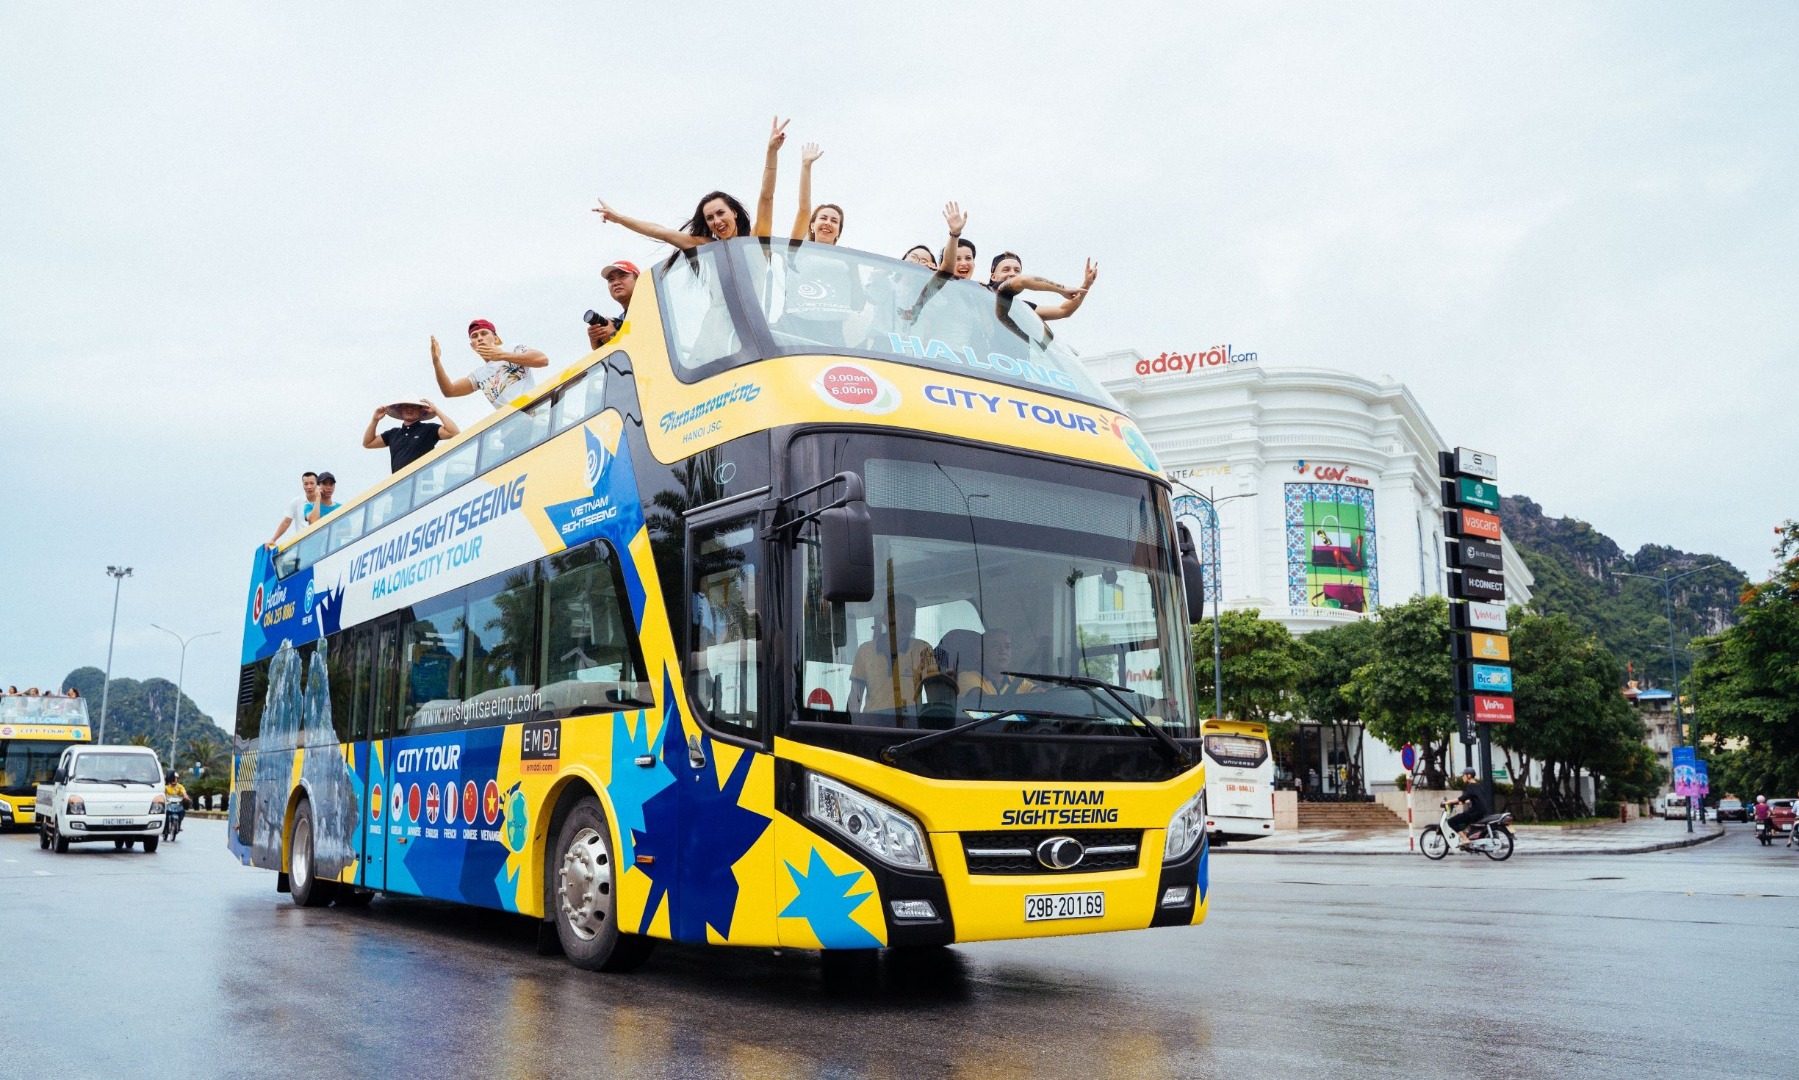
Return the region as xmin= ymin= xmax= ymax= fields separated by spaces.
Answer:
xmin=0 ymin=694 xmax=92 ymax=832
xmin=1199 ymin=718 xmax=1275 ymax=841
xmin=232 ymin=236 xmax=1212 ymax=970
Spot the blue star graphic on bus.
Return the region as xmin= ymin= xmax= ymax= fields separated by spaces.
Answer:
xmin=633 ymin=705 xmax=770 ymax=942
xmin=540 ymin=428 xmax=644 ymax=550
xmin=780 ymin=848 xmax=880 ymax=949
xmin=606 ymin=690 xmax=674 ymax=869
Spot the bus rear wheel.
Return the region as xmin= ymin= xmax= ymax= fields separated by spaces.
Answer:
xmin=551 ymin=797 xmax=654 ymax=973
xmin=289 ymin=800 xmax=337 ymax=907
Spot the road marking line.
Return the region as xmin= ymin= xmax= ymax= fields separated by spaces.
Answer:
xmin=33 ymin=871 xmax=52 ymax=877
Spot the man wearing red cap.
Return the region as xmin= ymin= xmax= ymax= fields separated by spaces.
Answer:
xmin=432 ymin=319 xmax=549 ymax=411
xmin=586 ymin=261 xmax=639 ymax=349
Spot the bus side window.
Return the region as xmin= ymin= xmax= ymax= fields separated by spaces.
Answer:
xmin=350 ymin=627 xmax=373 ymax=742
xmin=326 ymin=633 xmax=357 ymax=744
xmin=550 ymin=373 xmax=605 ymax=436
xmin=365 ymin=476 xmax=415 ymax=532
xmin=687 ymin=516 xmax=761 ymax=737
xmin=538 ymin=543 xmax=649 ymax=717
xmin=414 ymin=441 xmax=478 ymax=507
xmin=464 ymin=566 xmax=539 ymax=711
xmin=403 ymin=590 xmax=466 ymax=732
xmin=659 ymin=247 xmax=742 ymax=373
xmin=372 ymin=618 xmax=401 ymax=739
xmin=479 ymin=401 xmax=552 ymax=473
xmin=235 ymin=659 xmax=270 ymax=743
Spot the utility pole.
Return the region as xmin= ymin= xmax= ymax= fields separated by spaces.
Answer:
xmin=1619 ymin=563 xmax=1717 ymax=834
xmin=98 ymin=566 xmax=133 ymax=743
xmin=152 ymin=624 xmax=221 ymax=768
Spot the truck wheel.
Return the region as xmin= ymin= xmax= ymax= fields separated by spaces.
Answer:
xmin=39 ymin=824 xmax=50 ymax=850
xmin=53 ymin=826 xmax=69 ymax=854
xmin=550 ymin=796 xmax=654 ymax=972
xmin=143 ymin=837 xmax=160 ymax=854
xmin=289 ymin=800 xmax=338 ymax=908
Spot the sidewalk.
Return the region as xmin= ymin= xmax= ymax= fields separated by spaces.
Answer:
xmin=1214 ymin=816 xmax=1726 ymax=857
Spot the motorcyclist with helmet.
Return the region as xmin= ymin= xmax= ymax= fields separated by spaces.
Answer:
xmin=1752 ymin=795 xmax=1773 ymax=845
xmin=163 ymin=770 xmax=189 ymax=841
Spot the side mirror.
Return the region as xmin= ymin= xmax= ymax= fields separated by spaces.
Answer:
xmin=819 ymin=494 xmax=875 ymax=604
xmin=1178 ymin=524 xmax=1206 ymax=625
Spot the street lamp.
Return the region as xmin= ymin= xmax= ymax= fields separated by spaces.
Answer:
xmin=151 ymin=624 xmax=221 ymax=767
xmin=98 ymin=566 xmax=133 ymax=744
xmin=1618 ymin=562 xmax=1718 ymax=834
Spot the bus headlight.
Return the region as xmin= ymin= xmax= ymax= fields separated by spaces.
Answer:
xmin=806 ymin=773 xmax=933 ymax=872
xmin=1163 ymin=789 xmax=1206 ymax=863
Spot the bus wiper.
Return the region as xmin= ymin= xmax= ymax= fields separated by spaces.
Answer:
xmin=1003 ymin=672 xmax=1194 ymax=768
xmin=881 ymin=707 xmax=1147 ymax=765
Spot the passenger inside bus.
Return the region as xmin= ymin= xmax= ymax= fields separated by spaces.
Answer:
xmin=988 ymin=253 xmax=1099 ymax=322
xmin=790 ymin=142 xmax=842 ymax=244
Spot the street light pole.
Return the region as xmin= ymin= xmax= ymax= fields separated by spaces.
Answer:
xmin=151 ymin=625 xmax=221 ymax=768
xmin=98 ymin=566 xmax=133 ymax=743
xmin=1619 ymin=563 xmax=1717 ymax=834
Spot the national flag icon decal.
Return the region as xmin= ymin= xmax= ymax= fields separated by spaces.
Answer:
xmin=463 ymin=781 xmax=479 ymax=824
xmin=392 ymin=786 xmax=405 ymax=821
xmin=370 ymin=784 xmax=382 ymax=820
xmin=425 ymin=783 xmax=441 ymax=824
xmin=407 ymin=784 xmax=421 ymax=822
xmin=442 ymin=781 xmax=457 ymax=825
xmin=483 ymin=780 xmax=500 ymax=825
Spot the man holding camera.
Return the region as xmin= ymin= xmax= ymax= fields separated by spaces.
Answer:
xmin=585 ymin=260 xmax=639 ymax=349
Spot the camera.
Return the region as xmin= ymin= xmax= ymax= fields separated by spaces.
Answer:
xmin=583 ymin=309 xmax=615 ymax=328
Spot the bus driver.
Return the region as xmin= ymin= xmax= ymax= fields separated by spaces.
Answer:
xmin=847 ymin=593 xmax=939 ymax=714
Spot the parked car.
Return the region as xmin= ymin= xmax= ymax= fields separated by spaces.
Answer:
xmin=1769 ymin=798 xmax=1797 ymax=835
xmin=1660 ymin=794 xmax=1689 ymax=820
xmin=35 ymin=744 xmax=166 ymax=853
xmin=1715 ymin=798 xmax=1747 ymax=822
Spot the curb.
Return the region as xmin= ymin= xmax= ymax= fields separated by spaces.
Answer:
xmin=1213 ymin=826 xmax=1727 ymax=858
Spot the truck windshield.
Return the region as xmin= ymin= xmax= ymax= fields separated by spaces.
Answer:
xmin=71 ymin=753 xmax=162 ymax=785
xmin=786 ymin=433 xmax=1193 ymax=776
xmin=656 ymin=238 xmax=1118 ymax=410
xmin=0 ymin=741 xmax=71 ymax=796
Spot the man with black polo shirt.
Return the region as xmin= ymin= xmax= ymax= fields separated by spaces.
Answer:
xmin=1446 ymin=769 xmax=1489 ymax=846
xmin=362 ymin=398 xmax=461 ymax=474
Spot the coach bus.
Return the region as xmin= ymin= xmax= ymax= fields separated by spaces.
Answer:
xmin=0 ymin=694 xmax=91 ymax=831
xmin=1199 ymin=718 xmax=1275 ymax=841
xmin=233 ymin=237 xmax=1211 ymax=970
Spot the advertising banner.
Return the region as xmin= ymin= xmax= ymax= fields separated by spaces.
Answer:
xmin=1471 ymin=664 xmax=1513 ymax=693
xmin=1453 ymin=601 xmax=1508 ymax=633
xmin=1672 ymin=746 xmax=1699 ymax=797
xmin=1469 ymin=632 xmax=1510 ymax=662
xmin=1284 ymin=482 xmax=1379 ymax=614
xmin=1449 ymin=538 xmax=1504 ymax=572
xmin=1450 ymin=568 xmax=1507 ymax=602
xmin=1472 ymin=694 xmax=1514 ymax=722
xmin=1457 ymin=509 xmax=1503 ymax=541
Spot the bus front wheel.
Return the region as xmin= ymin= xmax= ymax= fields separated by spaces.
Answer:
xmin=552 ymin=797 xmax=654 ymax=973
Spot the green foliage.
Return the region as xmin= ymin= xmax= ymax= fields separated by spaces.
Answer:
xmin=60 ymin=666 xmax=232 ymax=753
xmin=1347 ymin=594 xmax=1455 ymax=786
xmin=1191 ymin=609 xmax=1304 ymax=727
xmin=1502 ymin=610 xmax=1655 ymax=813
xmin=1295 ymin=619 xmax=1377 ymax=727
xmin=1691 ymin=521 xmax=1799 ymax=796
xmin=1501 ymin=495 xmax=1748 ymax=689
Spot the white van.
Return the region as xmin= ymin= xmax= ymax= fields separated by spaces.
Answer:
xmin=35 ymin=744 xmax=167 ymax=853
xmin=1660 ymin=793 xmax=1689 ymax=820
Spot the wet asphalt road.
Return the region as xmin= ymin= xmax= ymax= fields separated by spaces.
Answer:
xmin=4 ymin=820 xmax=1796 ymax=1080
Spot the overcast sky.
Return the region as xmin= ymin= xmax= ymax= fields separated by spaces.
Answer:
xmin=3 ymin=3 xmax=1794 ymax=724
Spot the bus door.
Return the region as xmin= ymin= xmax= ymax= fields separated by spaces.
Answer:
xmin=363 ymin=614 xmax=402 ymax=890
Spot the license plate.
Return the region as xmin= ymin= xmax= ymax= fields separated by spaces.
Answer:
xmin=1024 ymin=891 xmax=1105 ymax=922
xmin=102 ymin=818 xmax=133 ymax=826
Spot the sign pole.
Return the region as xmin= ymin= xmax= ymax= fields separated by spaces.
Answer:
xmin=1442 ymin=448 xmax=1510 ymax=808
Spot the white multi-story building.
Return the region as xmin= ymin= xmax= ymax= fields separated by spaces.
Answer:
xmin=1083 ymin=347 xmax=1533 ymax=794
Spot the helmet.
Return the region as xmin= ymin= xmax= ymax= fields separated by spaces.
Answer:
xmin=1757 ymin=795 xmax=1767 ymax=803
xmin=166 ymin=770 xmax=177 ymax=783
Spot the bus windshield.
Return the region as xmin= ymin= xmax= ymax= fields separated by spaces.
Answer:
xmin=657 ymin=239 xmax=1119 ymax=409
xmin=785 ymin=434 xmax=1193 ymax=773
xmin=0 ymin=740 xmax=71 ymax=797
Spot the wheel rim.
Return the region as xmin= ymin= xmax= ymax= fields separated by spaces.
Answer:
xmin=558 ymin=827 xmax=613 ymax=942
xmin=1421 ymin=829 xmax=1447 ymax=858
xmin=293 ymin=816 xmax=312 ymax=892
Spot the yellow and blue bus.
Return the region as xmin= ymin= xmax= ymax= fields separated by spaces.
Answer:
xmin=0 ymin=695 xmax=92 ymax=831
xmin=232 ymin=237 xmax=1210 ymax=969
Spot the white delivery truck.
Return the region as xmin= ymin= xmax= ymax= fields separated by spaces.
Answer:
xmin=35 ymin=744 xmax=167 ymax=853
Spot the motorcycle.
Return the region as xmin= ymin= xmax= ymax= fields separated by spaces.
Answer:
xmin=1756 ymin=817 xmax=1773 ymax=846
xmin=163 ymin=795 xmax=186 ymax=841
xmin=1420 ymin=801 xmax=1515 ymax=861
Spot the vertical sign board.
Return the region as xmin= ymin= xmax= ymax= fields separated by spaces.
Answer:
xmin=1671 ymin=746 xmax=1699 ymax=797
xmin=1455 ymin=447 xmax=1499 ymax=480
xmin=1444 ymin=447 xmax=1507 ymax=778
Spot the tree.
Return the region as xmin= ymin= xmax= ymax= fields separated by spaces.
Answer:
xmin=1349 ymin=595 xmax=1456 ymax=788
xmin=1295 ymin=619 xmax=1378 ymax=794
xmin=1505 ymin=610 xmax=1646 ymax=815
xmin=1191 ymin=609 xmax=1304 ymax=729
xmin=1691 ymin=521 xmax=1799 ymax=797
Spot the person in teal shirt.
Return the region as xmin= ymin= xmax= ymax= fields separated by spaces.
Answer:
xmin=306 ymin=472 xmax=342 ymax=524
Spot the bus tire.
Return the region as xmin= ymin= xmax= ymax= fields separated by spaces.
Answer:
xmin=551 ymin=797 xmax=654 ymax=973
xmin=289 ymin=799 xmax=337 ymax=908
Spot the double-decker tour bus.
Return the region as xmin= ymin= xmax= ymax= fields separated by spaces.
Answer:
xmin=1200 ymin=718 xmax=1275 ymax=841
xmin=0 ymin=694 xmax=92 ymax=831
xmin=232 ymin=237 xmax=1211 ymax=970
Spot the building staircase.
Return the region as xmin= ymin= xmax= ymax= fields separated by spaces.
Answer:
xmin=1297 ymin=800 xmax=1405 ymax=831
